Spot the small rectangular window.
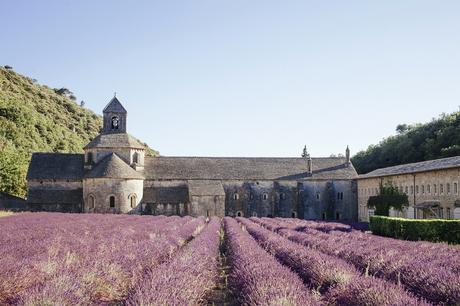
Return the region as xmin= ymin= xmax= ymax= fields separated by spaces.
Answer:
xmin=410 ymin=186 xmax=414 ymax=194
xmin=427 ymin=185 xmax=431 ymax=193
xmin=447 ymin=183 xmax=450 ymax=194
xmin=421 ymin=185 xmax=424 ymax=194
xmin=455 ymin=183 xmax=458 ymax=194
xmin=440 ymin=184 xmax=444 ymax=193
xmin=416 ymin=185 xmax=419 ymax=194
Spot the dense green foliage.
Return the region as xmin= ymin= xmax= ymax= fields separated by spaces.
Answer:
xmin=0 ymin=67 xmax=157 ymax=198
xmin=352 ymin=112 xmax=460 ymax=174
xmin=367 ymin=182 xmax=409 ymax=216
xmin=370 ymin=215 xmax=460 ymax=244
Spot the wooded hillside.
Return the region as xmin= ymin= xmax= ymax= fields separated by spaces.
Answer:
xmin=0 ymin=67 xmax=157 ymax=197
xmin=352 ymin=112 xmax=460 ymax=174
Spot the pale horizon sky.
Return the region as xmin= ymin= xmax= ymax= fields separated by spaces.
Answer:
xmin=1 ymin=1 xmax=460 ymax=157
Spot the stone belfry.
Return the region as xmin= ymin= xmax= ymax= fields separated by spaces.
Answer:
xmin=103 ymin=95 xmax=127 ymax=134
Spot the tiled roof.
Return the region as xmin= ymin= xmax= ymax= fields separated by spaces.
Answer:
xmin=144 ymin=156 xmax=357 ymax=181
xmin=103 ymin=97 xmax=127 ymax=113
xmin=143 ymin=185 xmax=189 ymax=204
xmin=27 ymin=153 xmax=84 ymax=180
xmin=84 ymin=133 xmax=145 ymax=149
xmin=358 ymin=155 xmax=460 ymax=179
xmin=188 ymin=180 xmax=225 ymax=196
xmin=85 ymin=153 xmax=144 ymax=179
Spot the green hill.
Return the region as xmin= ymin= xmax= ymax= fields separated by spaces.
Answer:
xmin=352 ymin=111 xmax=460 ymax=174
xmin=0 ymin=67 xmax=157 ymax=198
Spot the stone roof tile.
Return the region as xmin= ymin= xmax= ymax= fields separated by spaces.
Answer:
xmin=103 ymin=97 xmax=127 ymax=113
xmin=84 ymin=153 xmax=144 ymax=179
xmin=84 ymin=133 xmax=145 ymax=149
xmin=188 ymin=180 xmax=225 ymax=196
xmin=144 ymin=156 xmax=357 ymax=180
xmin=27 ymin=153 xmax=84 ymax=180
xmin=358 ymin=155 xmax=460 ymax=179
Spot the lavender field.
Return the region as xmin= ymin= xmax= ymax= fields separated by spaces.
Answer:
xmin=0 ymin=213 xmax=459 ymax=305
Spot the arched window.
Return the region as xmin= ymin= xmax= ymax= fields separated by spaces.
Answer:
xmin=249 ymin=193 xmax=254 ymax=200
xmin=133 ymin=152 xmax=139 ymax=164
xmin=440 ymin=184 xmax=444 ymax=193
xmin=335 ymin=212 xmax=340 ymax=220
xmin=291 ymin=211 xmax=297 ymax=218
xmin=252 ymin=211 xmax=257 ymax=217
xmin=233 ymin=193 xmax=239 ymax=200
xmin=316 ymin=192 xmax=320 ymax=200
xmin=322 ymin=212 xmax=326 ymax=220
xmin=280 ymin=193 xmax=285 ymax=200
xmin=447 ymin=183 xmax=451 ymax=194
xmin=129 ymin=194 xmax=137 ymax=208
xmin=109 ymin=196 xmax=115 ymax=208
xmin=427 ymin=185 xmax=431 ymax=193
xmin=88 ymin=194 xmax=95 ymax=210
xmin=236 ymin=211 xmax=243 ymax=217
xmin=263 ymin=193 xmax=268 ymax=200
xmin=111 ymin=116 xmax=119 ymax=129
xmin=455 ymin=183 xmax=458 ymax=194
xmin=87 ymin=152 xmax=93 ymax=164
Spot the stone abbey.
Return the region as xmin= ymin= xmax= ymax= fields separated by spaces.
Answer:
xmin=26 ymin=97 xmax=359 ymax=220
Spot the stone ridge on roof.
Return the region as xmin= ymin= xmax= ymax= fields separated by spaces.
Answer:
xmin=84 ymin=133 xmax=145 ymax=149
xmin=144 ymin=156 xmax=358 ymax=180
xmin=358 ymin=155 xmax=460 ymax=179
xmin=27 ymin=153 xmax=84 ymax=180
xmin=85 ymin=153 xmax=144 ymax=179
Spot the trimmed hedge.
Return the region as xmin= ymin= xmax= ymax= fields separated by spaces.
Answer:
xmin=370 ymin=215 xmax=460 ymax=244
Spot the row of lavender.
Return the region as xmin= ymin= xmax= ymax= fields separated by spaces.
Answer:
xmin=237 ymin=217 xmax=426 ymax=305
xmin=251 ymin=217 xmax=460 ymax=305
xmin=0 ymin=213 xmax=206 ymax=304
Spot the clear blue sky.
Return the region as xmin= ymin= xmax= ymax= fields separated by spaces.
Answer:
xmin=1 ymin=1 xmax=459 ymax=157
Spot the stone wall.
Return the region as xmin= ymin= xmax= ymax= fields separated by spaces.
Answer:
xmin=83 ymin=178 xmax=143 ymax=213
xmin=27 ymin=179 xmax=83 ymax=212
xmin=357 ymin=168 xmax=460 ymax=221
xmin=189 ymin=195 xmax=225 ymax=217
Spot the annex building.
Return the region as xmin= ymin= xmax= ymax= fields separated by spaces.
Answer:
xmin=26 ymin=97 xmax=359 ymax=220
xmin=358 ymin=157 xmax=460 ymax=221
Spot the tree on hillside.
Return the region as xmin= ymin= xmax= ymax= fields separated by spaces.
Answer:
xmin=352 ymin=112 xmax=460 ymax=174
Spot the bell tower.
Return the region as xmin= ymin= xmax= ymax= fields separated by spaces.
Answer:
xmin=102 ymin=95 xmax=127 ymax=134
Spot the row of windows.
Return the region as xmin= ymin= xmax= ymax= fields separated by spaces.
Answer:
xmin=87 ymin=194 xmax=137 ymax=209
xmin=232 ymin=191 xmax=345 ymax=201
xmin=360 ymin=182 xmax=459 ymax=196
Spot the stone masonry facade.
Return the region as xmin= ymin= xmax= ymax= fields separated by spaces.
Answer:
xmin=26 ymin=97 xmax=359 ymax=221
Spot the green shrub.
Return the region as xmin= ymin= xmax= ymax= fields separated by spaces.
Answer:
xmin=370 ymin=215 xmax=460 ymax=244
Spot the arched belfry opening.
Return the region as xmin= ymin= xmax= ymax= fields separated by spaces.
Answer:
xmin=102 ymin=96 xmax=127 ymax=133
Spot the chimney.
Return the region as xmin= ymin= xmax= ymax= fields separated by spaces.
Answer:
xmin=346 ymin=145 xmax=350 ymax=165
xmin=307 ymin=155 xmax=312 ymax=175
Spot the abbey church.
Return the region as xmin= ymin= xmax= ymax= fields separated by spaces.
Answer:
xmin=27 ymin=97 xmax=359 ymax=220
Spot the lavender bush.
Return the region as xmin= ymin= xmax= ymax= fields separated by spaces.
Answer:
xmin=224 ymin=217 xmax=319 ymax=306
xmin=126 ymin=217 xmax=221 ymax=305
xmin=254 ymin=217 xmax=460 ymax=305
xmin=238 ymin=218 xmax=425 ymax=306
xmin=0 ymin=213 xmax=205 ymax=304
